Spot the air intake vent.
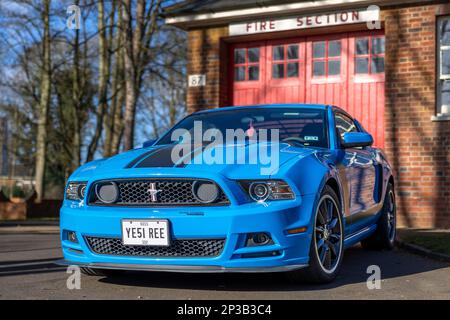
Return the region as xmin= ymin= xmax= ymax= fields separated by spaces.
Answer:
xmin=85 ymin=237 xmax=226 ymax=257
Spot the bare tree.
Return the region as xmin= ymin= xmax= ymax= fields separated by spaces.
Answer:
xmin=86 ymin=0 xmax=116 ymax=162
xmin=104 ymin=0 xmax=125 ymax=157
xmin=142 ymin=25 xmax=187 ymax=138
xmin=121 ymin=0 xmax=163 ymax=151
xmin=0 ymin=0 xmax=187 ymax=201
xmin=71 ymin=0 xmax=82 ymax=171
xmin=34 ymin=0 xmax=51 ymax=203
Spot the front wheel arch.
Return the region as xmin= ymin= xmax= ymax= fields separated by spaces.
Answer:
xmin=388 ymin=175 xmax=395 ymax=190
xmin=325 ymin=178 xmax=342 ymax=211
xmin=286 ymin=185 xmax=344 ymax=283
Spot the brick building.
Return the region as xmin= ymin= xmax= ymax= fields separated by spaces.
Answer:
xmin=164 ymin=0 xmax=450 ymax=228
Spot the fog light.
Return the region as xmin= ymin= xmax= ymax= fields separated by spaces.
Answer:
xmin=254 ymin=233 xmax=269 ymax=244
xmin=67 ymin=231 xmax=78 ymax=243
xmin=95 ymin=182 xmax=119 ymax=204
xmin=192 ymin=181 xmax=219 ymax=203
xmin=246 ymin=232 xmax=273 ymax=247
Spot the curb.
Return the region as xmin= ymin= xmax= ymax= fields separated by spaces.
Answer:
xmin=0 ymin=226 xmax=60 ymax=234
xmin=0 ymin=220 xmax=59 ymax=227
xmin=0 ymin=231 xmax=59 ymax=234
xmin=396 ymin=239 xmax=450 ymax=263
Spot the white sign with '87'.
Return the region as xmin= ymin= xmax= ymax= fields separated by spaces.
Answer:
xmin=188 ymin=74 xmax=206 ymax=87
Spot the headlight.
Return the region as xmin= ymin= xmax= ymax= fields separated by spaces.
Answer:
xmin=66 ymin=182 xmax=87 ymax=201
xmin=240 ymin=180 xmax=295 ymax=201
xmin=249 ymin=183 xmax=270 ymax=201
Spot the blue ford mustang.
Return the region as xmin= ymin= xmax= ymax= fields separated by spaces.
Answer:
xmin=58 ymin=104 xmax=396 ymax=283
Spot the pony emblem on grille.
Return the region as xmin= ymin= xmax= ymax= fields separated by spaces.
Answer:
xmin=147 ymin=182 xmax=161 ymax=202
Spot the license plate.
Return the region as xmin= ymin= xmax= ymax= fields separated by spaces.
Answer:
xmin=121 ymin=219 xmax=170 ymax=246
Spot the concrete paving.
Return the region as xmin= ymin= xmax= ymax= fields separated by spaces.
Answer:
xmin=0 ymin=230 xmax=449 ymax=300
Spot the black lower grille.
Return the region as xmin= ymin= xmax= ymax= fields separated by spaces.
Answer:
xmin=85 ymin=236 xmax=225 ymax=258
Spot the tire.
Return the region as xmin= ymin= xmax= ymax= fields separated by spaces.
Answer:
xmin=361 ymin=183 xmax=396 ymax=250
xmin=286 ymin=185 xmax=344 ymax=284
xmin=80 ymin=267 xmax=124 ymax=277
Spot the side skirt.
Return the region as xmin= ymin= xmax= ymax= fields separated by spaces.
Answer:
xmin=343 ymin=224 xmax=377 ymax=249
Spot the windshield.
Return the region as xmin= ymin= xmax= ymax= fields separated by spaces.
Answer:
xmin=156 ymin=108 xmax=328 ymax=148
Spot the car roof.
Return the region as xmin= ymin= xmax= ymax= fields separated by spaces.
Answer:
xmin=193 ymin=104 xmax=346 ymax=114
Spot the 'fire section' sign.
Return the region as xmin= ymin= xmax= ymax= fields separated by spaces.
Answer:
xmin=229 ymin=9 xmax=380 ymax=36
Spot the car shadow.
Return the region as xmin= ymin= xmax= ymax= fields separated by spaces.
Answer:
xmin=98 ymin=245 xmax=450 ymax=291
xmin=0 ymin=257 xmax=65 ymax=277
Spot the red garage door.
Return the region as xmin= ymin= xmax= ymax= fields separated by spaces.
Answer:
xmin=230 ymin=31 xmax=385 ymax=147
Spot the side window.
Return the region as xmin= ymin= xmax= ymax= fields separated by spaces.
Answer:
xmin=335 ymin=113 xmax=359 ymax=141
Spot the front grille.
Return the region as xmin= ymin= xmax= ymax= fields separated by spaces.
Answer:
xmin=89 ymin=179 xmax=229 ymax=206
xmin=85 ymin=236 xmax=226 ymax=258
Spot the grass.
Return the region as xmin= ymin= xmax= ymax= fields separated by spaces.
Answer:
xmin=399 ymin=229 xmax=450 ymax=256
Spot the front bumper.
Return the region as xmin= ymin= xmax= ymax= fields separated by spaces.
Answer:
xmin=55 ymin=260 xmax=307 ymax=273
xmin=60 ymin=194 xmax=317 ymax=273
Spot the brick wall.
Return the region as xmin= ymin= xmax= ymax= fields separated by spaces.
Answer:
xmin=0 ymin=201 xmax=26 ymax=220
xmin=184 ymin=4 xmax=450 ymax=228
xmin=384 ymin=4 xmax=450 ymax=228
xmin=186 ymin=26 xmax=229 ymax=113
xmin=0 ymin=190 xmax=61 ymax=220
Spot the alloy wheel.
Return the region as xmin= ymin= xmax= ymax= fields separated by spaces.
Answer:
xmin=386 ymin=190 xmax=396 ymax=241
xmin=314 ymin=195 xmax=343 ymax=274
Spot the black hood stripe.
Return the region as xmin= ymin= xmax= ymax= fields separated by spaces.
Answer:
xmin=125 ymin=149 xmax=161 ymax=168
xmin=127 ymin=144 xmax=209 ymax=169
xmin=135 ymin=145 xmax=177 ymax=168
xmin=174 ymin=145 xmax=206 ymax=168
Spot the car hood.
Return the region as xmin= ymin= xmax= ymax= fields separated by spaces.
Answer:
xmin=70 ymin=142 xmax=317 ymax=180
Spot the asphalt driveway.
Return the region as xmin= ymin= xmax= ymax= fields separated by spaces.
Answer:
xmin=0 ymin=229 xmax=449 ymax=300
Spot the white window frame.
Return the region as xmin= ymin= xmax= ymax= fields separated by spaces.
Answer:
xmin=437 ymin=16 xmax=450 ymax=116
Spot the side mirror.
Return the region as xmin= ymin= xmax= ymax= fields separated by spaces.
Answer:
xmin=341 ymin=132 xmax=373 ymax=149
xmin=143 ymin=139 xmax=156 ymax=148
